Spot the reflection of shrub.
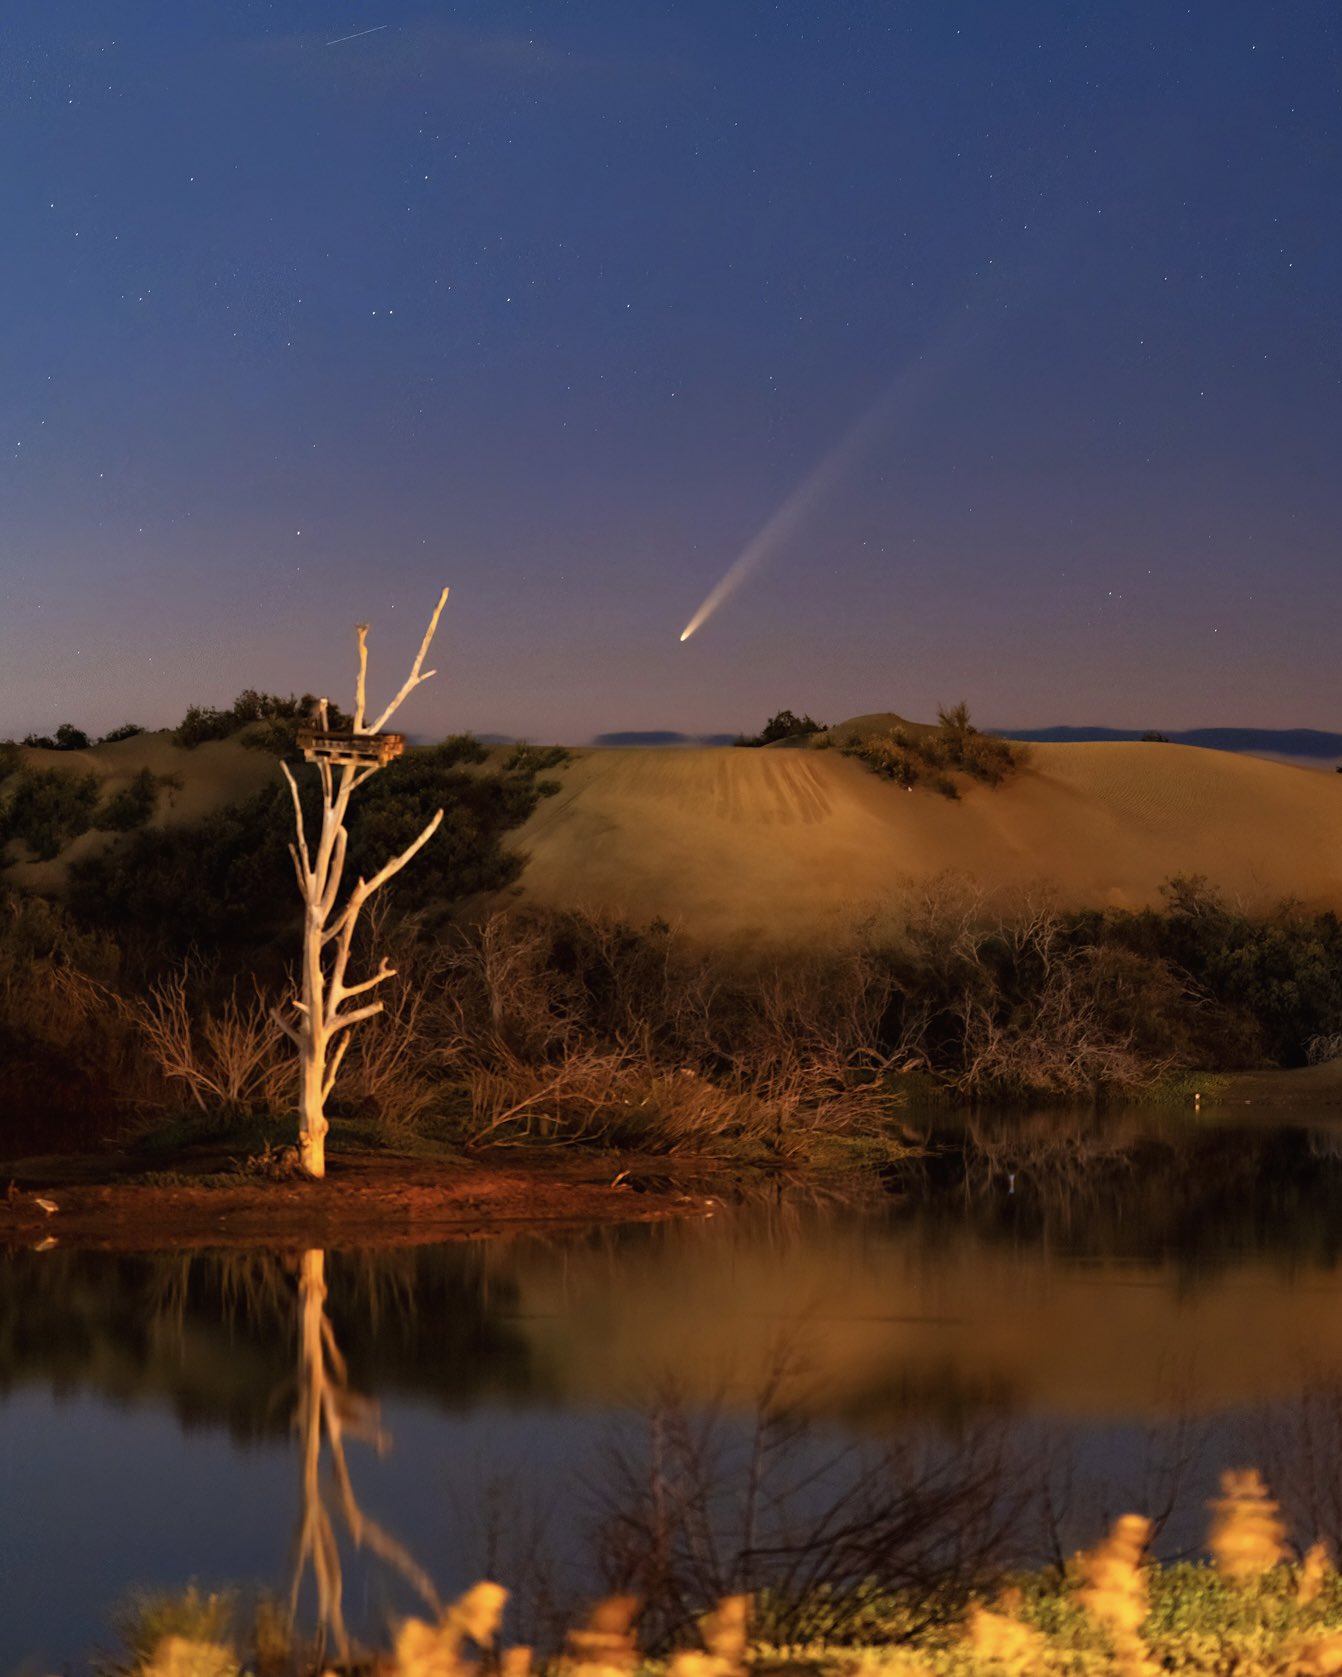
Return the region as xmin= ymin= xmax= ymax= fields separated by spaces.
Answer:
xmin=0 ymin=767 xmax=100 ymax=859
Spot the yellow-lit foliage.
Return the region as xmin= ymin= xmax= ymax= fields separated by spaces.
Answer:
xmin=1076 ymin=1513 xmax=1152 ymax=1639
xmin=963 ymin=1603 xmax=1047 ymax=1672
xmin=1293 ymin=1631 xmax=1342 ymax=1675
xmin=669 ymin=1596 xmax=750 ymax=1677
xmin=140 ymin=1638 xmax=237 ymax=1677
xmin=1300 ymin=1543 xmax=1334 ymax=1607
xmin=392 ymin=1581 xmax=508 ymax=1677
xmin=559 ymin=1595 xmax=641 ymax=1677
xmin=1208 ymin=1469 xmax=1288 ymax=1583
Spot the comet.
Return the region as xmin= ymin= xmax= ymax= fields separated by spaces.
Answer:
xmin=677 ymin=306 xmax=988 ymax=643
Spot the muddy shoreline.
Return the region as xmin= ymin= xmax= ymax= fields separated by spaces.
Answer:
xmin=0 ymin=1150 xmax=711 ymax=1250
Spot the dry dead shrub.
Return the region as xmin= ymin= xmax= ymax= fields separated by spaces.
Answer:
xmin=893 ymin=879 xmax=1183 ymax=1097
xmin=1208 ymin=1468 xmax=1289 ymax=1582
xmin=119 ymin=963 xmax=290 ymax=1113
xmin=435 ymin=908 xmax=897 ymax=1153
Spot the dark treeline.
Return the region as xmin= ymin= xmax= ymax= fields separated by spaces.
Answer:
xmin=4 ymin=857 xmax=1342 ymax=1155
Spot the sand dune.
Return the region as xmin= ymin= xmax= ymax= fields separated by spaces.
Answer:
xmin=5 ymin=730 xmax=1338 ymax=945
xmin=510 ymin=741 xmax=1342 ymax=943
xmin=3 ymin=733 xmax=279 ymax=893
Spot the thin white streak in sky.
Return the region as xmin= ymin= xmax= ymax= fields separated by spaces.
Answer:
xmin=678 ymin=315 xmax=978 ymax=643
xmin=326 ymin=24 xmax=389 ymax=46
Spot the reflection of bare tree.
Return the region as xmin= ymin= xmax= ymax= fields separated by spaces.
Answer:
xmin=593 ymin=1353 xmax=1026 ymax=1651
xmin=290 ymin=1248 xmax=439 ymax=1660
xmin=960 ymin=1113 xmax=1144 ymax=1221
xmin=1244 ymin=1380 xmax=1342 ymax=1560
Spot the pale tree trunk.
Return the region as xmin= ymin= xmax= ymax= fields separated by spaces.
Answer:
xmin=274 ymin=588 xmax=449 ymax=1178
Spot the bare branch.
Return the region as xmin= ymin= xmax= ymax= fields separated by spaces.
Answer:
xmin=367 ymin=586 xmax=449 ymax=732
xmin=328 ymin=1000 xmax=385 ymax=1035
xmin=280 ymin=763 xmax=313 ymax=882
xmin=333 ymin=958 xmax=397 ymax=1004
xmin=351 ymin=808 xmax=445 ymax=905
xmin=321 ymin=1034 xmax=351 ymax=1102
xmin=353 ymin=624 xmax=370 ymax=732
xmin=271 ymin=1007 xmax=303 ymax=1048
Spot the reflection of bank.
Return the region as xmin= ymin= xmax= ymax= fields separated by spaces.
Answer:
xmin=291 ymin=1248 xmax=439 ymax=1658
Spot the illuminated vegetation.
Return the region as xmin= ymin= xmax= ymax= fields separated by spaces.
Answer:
xmin=100 ymin=1473 xmax=1342 ymax=1677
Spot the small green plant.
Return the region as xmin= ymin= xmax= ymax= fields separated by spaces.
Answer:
xmin=503 ymin=742 xmax=571 ymax=774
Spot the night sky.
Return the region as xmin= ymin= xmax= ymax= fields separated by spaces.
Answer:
xmin=3 ymin=2 xmax=1338 ymax=744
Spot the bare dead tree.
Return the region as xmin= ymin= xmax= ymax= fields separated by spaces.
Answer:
xmin=272 ymin=588 xmax=448 ymax=1178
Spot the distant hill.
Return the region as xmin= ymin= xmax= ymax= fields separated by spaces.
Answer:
xmin=994 ymin=725 xmax=1342 ymax=758
xmin=590 ymin=730 xmax=739 ymax=747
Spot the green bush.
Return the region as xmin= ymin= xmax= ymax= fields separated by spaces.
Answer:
xmin=842 ymin=704 xmax=1024 ymax=796
xmin=67 ymin=734 xmax=562 ymax=972
xmin=173 ymin=690 xmax=353 ymax=750
xmin=96 ymin=768 xmax=163 ymax=833
xmin=735 ymin=709 xmax=828 ymax=747
xmin=22 ymin=722 xmax=91 ymax=750
xmin=0 ymin=767 xmax=100 ymax=859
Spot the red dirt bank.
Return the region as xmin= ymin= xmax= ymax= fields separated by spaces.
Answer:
xmin=0 ymin=1151 xmax=702 ymax=1251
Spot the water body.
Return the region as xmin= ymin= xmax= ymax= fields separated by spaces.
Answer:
xmin=4 ymin=1114 xmax=1342 ymax=1669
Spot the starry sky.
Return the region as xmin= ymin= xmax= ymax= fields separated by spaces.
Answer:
xmin=2 ymin=1 xmax=1339 ymax=744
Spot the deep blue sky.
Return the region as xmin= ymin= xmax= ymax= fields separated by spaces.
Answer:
xmin=2 ymin=2 xmax=1338 ymax=742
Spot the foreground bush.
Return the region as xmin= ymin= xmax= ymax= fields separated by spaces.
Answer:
xmin=100 ymin=1468 xmax=1342 ymax=1677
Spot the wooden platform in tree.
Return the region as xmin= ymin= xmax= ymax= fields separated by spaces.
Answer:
xmin=296 ymin=729 xmax=406 ymax=767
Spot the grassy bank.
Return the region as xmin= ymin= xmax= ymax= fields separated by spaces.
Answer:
xmin=103 ymin=1472 xmax=1342 ymax=1677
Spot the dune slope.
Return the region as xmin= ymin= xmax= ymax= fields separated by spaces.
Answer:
xmin=509 ymin=743 xmax=1342 ymax=943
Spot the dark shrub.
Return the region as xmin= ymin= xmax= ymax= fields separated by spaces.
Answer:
xmin=0 ymin=768 xmax=100 ymax=859
xmin=735 ymin=709 xmax=828 ymax=747
xmin=96 ymin=768 xmax=162 ymax=833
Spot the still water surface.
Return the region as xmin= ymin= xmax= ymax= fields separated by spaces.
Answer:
xmin=5 ymin=1114 xmax=1342 ymax=1669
